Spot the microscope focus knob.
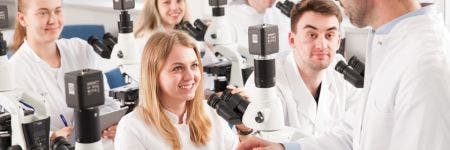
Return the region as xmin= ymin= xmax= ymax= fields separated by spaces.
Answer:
xmin=255 ymin=112 xmax=264 ymax=123
xmin=211 ymin=33 xmax=217 ymax=39
xmin=117 ymin=51 xmax=124 ymax=58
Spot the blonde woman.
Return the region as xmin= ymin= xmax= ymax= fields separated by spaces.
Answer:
xmin=9 ymin=0 xmax=118 ymax=145
xmin=115 ymin=30 xmax=238 ymax=150
xmin=134 ymin=0 xmax=189 ymax=55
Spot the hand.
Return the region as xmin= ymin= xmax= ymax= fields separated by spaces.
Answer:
xmin=237 ymin=136 xmax=285 ymax=150
xmin=102 ymin=124 xmax=117 ymax=140
xmin=51 ymin=126 xmax=73 ymax=141
xmin=227 ymin=85 xmax=250 ymax=100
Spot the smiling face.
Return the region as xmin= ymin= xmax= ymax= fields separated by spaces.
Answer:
xmin=289 ymin=11 xmax=340 ymax=71
xmin=158 ymin=44 xmax=201 ymax=104
xmin=18 ymin=0 xmax=63 ymax=44
xmin=157 ymin=0 xmax=186 ymax=29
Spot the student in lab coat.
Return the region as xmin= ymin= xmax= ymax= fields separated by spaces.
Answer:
xmin=134 ymin=0 xmax=189 ymax=55
xmin=244 ymin=0 xmax=359 ymax=137
xmin=114 ymin=30 xmax=238 ymax=150
xmin=9 ymin=0 xmax=117 ymax=143
xmin=228 ymin=0 xmax=293 ymax=55
xmin=238 ymin=0 xmax=450 ymax=150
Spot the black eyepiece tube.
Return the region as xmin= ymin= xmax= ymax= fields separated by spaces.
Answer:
xmin=207 ymin=89 xmax=249 ymax=125
xmin=348 ymin=56 xmax=365 ymax=77
xmin=194 ymin=19 xmax=208 ymax=33
xmin=335 ymin=61 xmax=364 ymax=88
xmin=276 ymin=0 xmax=294 ymax=18
xmin=103 ymin=33 xmax=117 ymax=51
xmin=87 ymin=36 xmax=112 ymax=59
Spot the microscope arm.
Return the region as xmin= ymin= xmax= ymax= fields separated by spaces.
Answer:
xmin=213 ymin=45 xmax=245 ymax=87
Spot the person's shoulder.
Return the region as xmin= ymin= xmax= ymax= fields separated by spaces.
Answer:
xmin=119 ymin=110 xmax=141 ymax=125
xmin=57 ymin=37 xmax=90 ymax=48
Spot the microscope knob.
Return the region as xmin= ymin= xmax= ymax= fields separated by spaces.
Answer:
xmin=255 ymin=112 xmax=264 ymax=123
xmin=211 ymin=33 xmax=217 ymax=39
xmin=117 ymin=51 xmax=124 ymax=58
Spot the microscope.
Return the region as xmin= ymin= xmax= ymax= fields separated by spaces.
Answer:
xmin=64 ymin=69 xmax=105 ymax=150
xmin=0 ymin=31 xmax=52 ymax=149
xmin=176 ymin=19 xmax=208 ymax=41
xmin=335 ymin=59 xmax=364 ymax=88
xmin=176 ymin=0 xmax=255 ymax=92
xmin=276 ymin=0 xmax=294 ymax=17
xmin=208 ymin=24 xmax=306 ymax=143
xmin=242 ymin=24 xmax=284 ymax=133
xmin=87 ymin=0 xmax=139 ymax=112
xmin=88 ymin=0 xmax=139 ymax=81
xmin=204 ymin=0 xmax=249 ymax=88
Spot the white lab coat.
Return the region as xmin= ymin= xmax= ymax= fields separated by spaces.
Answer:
xmin=9 ymin=38 xmax=99 ymax=130
xmin=227 ymin=3 xmax=292 ymax=55
xmin=298 ymin=5 xmax=450 ymax=150
xmin=9 ymin=38 xmax=118 ymax=149
xmin=114 ymin=102 xmax=239 ymax=150
xmin=245 ymin=52 xmax=361 ymax=137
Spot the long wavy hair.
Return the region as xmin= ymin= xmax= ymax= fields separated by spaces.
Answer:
xmin=137 ymin=30 xmax=211 ymax=150
xmin=11 ymin=0 xmax=27 ymax=51
xmin=134 ymin=0 xmax=190 ymax=38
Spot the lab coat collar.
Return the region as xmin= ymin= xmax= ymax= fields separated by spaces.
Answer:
xmin=375 ymin=4 xmax=433 ymax=35
xmin=20 ymin=39 xmax=44 ymax=63
xmin=283 ymin=52 xmax=335 ymax=124
xmin=163 ymin=108 xmax=187 ymax=125
xmin=19 ymin=39 xmax=64 ymax=68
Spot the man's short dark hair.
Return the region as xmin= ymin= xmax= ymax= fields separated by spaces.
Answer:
xmin=290 ymin=0 xmax=343 ymax=32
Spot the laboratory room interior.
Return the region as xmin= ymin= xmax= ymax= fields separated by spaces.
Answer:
xmin=0 ymin=0 xmax=449 ymax=150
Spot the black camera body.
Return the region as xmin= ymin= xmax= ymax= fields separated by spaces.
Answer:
xmin=113 ymin=0 xmax=135 ymax=10
xmin=0 ymin=5 xmax=8 ymax=29
xmin=64 ymin=69 xmax=105 ymax=109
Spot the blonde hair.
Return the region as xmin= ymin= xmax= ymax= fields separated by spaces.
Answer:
xmin=134 ymin=0 xmax=190 ymax=38
xmin=11 ymin=0 xmax=27 ymax=51
xmin=137 ymin=30 xmax=211 ymax=150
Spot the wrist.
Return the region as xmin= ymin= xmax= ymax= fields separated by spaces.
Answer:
xmin=236 ymin=127 xmax=253 ymax=135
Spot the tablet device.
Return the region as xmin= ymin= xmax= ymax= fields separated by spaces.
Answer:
xmin=99 ymin=107 xmax=128 ymax=131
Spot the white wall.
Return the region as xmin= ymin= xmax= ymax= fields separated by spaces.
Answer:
xmin=62 ymin=0 xmax=209 ymax=34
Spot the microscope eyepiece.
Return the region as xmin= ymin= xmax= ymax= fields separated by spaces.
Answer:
xmin=348 ymin=56 xmax=365 ymax=77
xmin=335 ymin=60 xmax=364 ymax=88
xmin=207 ymin=89 xmax=249 ymax=125
xmin=88 ymin=36 xmax=111 ymax=59
xmin=276 ymin=0 xmax=294 ymax=17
